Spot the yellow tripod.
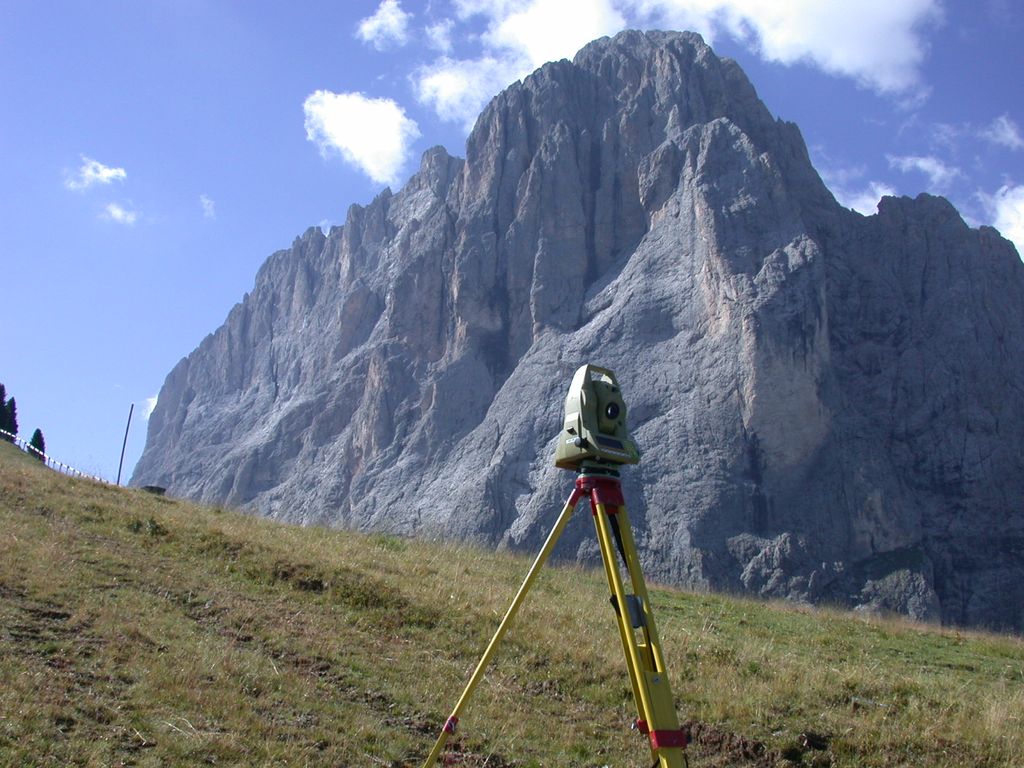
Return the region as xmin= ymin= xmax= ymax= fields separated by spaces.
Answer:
xmin=421 ymin=465 xmax=687 ymax=767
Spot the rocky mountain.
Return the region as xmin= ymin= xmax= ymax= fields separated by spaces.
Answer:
xmin=132 ymin=30 xmax=1024 ymax=632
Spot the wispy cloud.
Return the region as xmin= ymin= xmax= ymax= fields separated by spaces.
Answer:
xmin=103 ymin=202 xmax=138 ymax=225
xmin=144 ymin=395 xmax=159 ymax=419
xmin=65 ymin=156 xmax=126 ymax=191
xmin=819 ymin=164 xmax=897 ymax=214
xmin=303 ymin=90 xmax=421 ymax=186
xmin=414 ymin=0 xmax=625 ymax=127
xmin=928 ymin=115 xmax=1024 ymax=154
xmin=200 ymin=194 xmax=216 ymax=219
xmin=483 ymin=0 xmax=625 ymax=69
xmin=425 ymin=19 xmax=455 ymax=52
xmin=841 ymin=181 xmax=898 ymax=215
xmin=408 ymin=0 xmax=943 ymax=128
xmin=887 ymin=154 xmax=961 ymax=191
xmin=980 ymin=115 xmax=1024 ymax=151
xmin=980 ymin=183 xmax=1024 ymax=255
xmin=415 ymin=55 xmax=520 ymax=129
xmin=313 ymin=0 xmax=949 ymax=182
xmin=634 ymin=0 xmax=943 ymax=95
xmin=928 ymin=122 xmax=964 ymax=151
xmin=357 ymin=0 xmax=412 ymax=50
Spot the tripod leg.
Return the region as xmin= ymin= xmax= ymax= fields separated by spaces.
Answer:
xmin=591 ymin=498 xmax=687 ymax=768
xmin=421 ymin=486 xmax=583 ymax=768
xmin=613 ymin=505 xmax=674 ymax=683
xmin=593 ymin=505 xmax=648 ymax=725
xmin=592 ymin=504 xmax=658 ymax=723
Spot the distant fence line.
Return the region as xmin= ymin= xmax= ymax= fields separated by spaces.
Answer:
xmin=0 ymin=428 xmax=109 ymax=485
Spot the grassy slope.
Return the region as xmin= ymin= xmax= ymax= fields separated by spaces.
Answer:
xmin=1 ymin=441 xmax=1022 ymax=768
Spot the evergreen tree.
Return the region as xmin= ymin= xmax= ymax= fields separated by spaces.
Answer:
xmin=5 ymin=397 xmax=17 ymax=440
xmin=29 ymin=428 xmax=45 ymax=461
xmin=0 ymin=384 xmax=7 ymax=435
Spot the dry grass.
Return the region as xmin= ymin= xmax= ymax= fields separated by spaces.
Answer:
xmin=1 ymin=440 xmax=1022 ymax=767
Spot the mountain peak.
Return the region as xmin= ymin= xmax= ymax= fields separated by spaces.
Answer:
xmin=134 ymin=31 xmax=1024 ymax=631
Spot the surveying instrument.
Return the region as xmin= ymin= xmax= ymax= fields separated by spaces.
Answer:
xmin=422 ymin=365 xmax=688 ymax=767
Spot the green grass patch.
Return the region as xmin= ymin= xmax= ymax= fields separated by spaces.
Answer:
xmin=0 ymin=440 xmax=1022 ymax=766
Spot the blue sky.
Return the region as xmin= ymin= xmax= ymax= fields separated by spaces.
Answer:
xmin=1 ymin=0 xmax=1021 ymax=482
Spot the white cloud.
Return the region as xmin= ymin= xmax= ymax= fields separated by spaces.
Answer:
xmin=980 ymin=183 xmax=1024 ymax=255
xmin=929 ymin=122 xmax=963 ymax=151
xmin=103 ymin=202 xmax=138 ymax=225
xmin=415 ymin=55 xmax=522 ymax=129
xmin=980 ymin=114 xmax=1024 ymax=151
xmin=453 ymin=0 xmax=519 ymax=18
xmin=838 ymin=181 xmax=898 ymax=215
xmin=65 ymin=156 xmax=126 ymax=191
xmin=412 ymin=0 xmax=943 ymax=127
xmin=887 ymin=153 xmax=961 ymax=191
xmin=414 ymin=0 xmax=625 ymax=127
xmin=200 ymin=194 xmax=216 ymax=219
xmin=839 ymin=182 xmax=897 ymax=215
xmin=485 ymin=0 xmax=625 ymax=68
xmin=144 ymin=395 xmax=159 ymax=419
xmin=357 ymin=0 xmax=412 ymax=50
xmin=817 ymin=161 xmax=865 ymax=188
xmin=303 ymin=90 xmax=421 ymax=186
xmin=425 ymin=19 xmax=455 ymax=52
xmin=623 ymin=0 xmax=718 ymax=40
xmin=630 ymin=0 xmax=942 ymax=95
xmin=818 ymin=163 xmax=897 ymax=215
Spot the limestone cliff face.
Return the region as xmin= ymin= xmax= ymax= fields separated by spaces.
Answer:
xmin=132 ymin=30 xmax=1024 ymax=631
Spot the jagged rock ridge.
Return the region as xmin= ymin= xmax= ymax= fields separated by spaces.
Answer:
xmin=133 ymin=30 xmax=1024 ymax=632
